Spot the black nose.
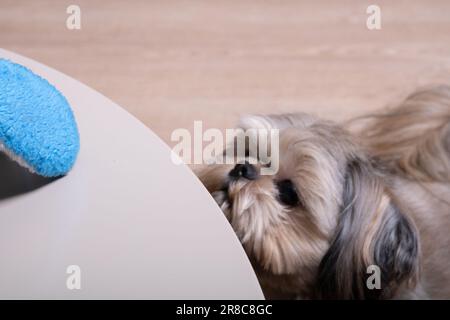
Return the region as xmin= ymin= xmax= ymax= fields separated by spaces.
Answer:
xmin=229 ymin=162 xmax=258 ymax=180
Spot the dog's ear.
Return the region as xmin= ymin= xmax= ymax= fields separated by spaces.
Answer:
xmin=316 ymin=159 xmax=420 ymax=299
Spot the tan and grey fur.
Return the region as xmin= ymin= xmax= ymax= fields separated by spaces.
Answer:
xmin=196 ymin=85 xmax=450 ymax=299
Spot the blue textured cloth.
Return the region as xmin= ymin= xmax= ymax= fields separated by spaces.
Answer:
xmin=0 ymin=59 xmax=80 ymax=177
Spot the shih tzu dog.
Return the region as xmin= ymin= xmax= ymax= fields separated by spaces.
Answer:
xmin=196 ymin=85 xmax=450 ymax=299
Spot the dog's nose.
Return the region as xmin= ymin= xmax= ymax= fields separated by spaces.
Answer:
xmin=229 ymin=162 xmax=258 ymax=180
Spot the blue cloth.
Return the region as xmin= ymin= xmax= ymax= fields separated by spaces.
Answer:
xmin=0 ymin=59 xmax=80 ymax=177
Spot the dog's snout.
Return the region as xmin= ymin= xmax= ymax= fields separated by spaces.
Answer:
xmin=229 ymin=162 xmax=258 ymax=180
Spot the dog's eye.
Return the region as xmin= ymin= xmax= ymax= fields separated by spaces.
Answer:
xmin=276 ymin=179 xmax=300 ymax=207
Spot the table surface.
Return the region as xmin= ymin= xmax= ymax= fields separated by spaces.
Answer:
xmin=0 ymin=49 xmax=263 ymax=299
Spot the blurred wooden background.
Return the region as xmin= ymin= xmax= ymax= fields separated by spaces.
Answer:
xmin=1 ymin=0 xmax=450 ymax=145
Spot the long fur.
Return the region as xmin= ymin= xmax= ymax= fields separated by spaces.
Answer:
xmin=195 ymin=85 xmax=450 ymax=299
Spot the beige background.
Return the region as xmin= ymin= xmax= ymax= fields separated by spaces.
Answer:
xmin=1 ymin=0 xmax=450 ymax=146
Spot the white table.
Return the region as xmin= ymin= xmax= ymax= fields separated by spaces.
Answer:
xmin=0 ymin=49 xmax=263 ymax=299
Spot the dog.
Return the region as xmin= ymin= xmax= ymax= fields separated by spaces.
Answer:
xmin=196 ymin=85 xmax=450 ymax=299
